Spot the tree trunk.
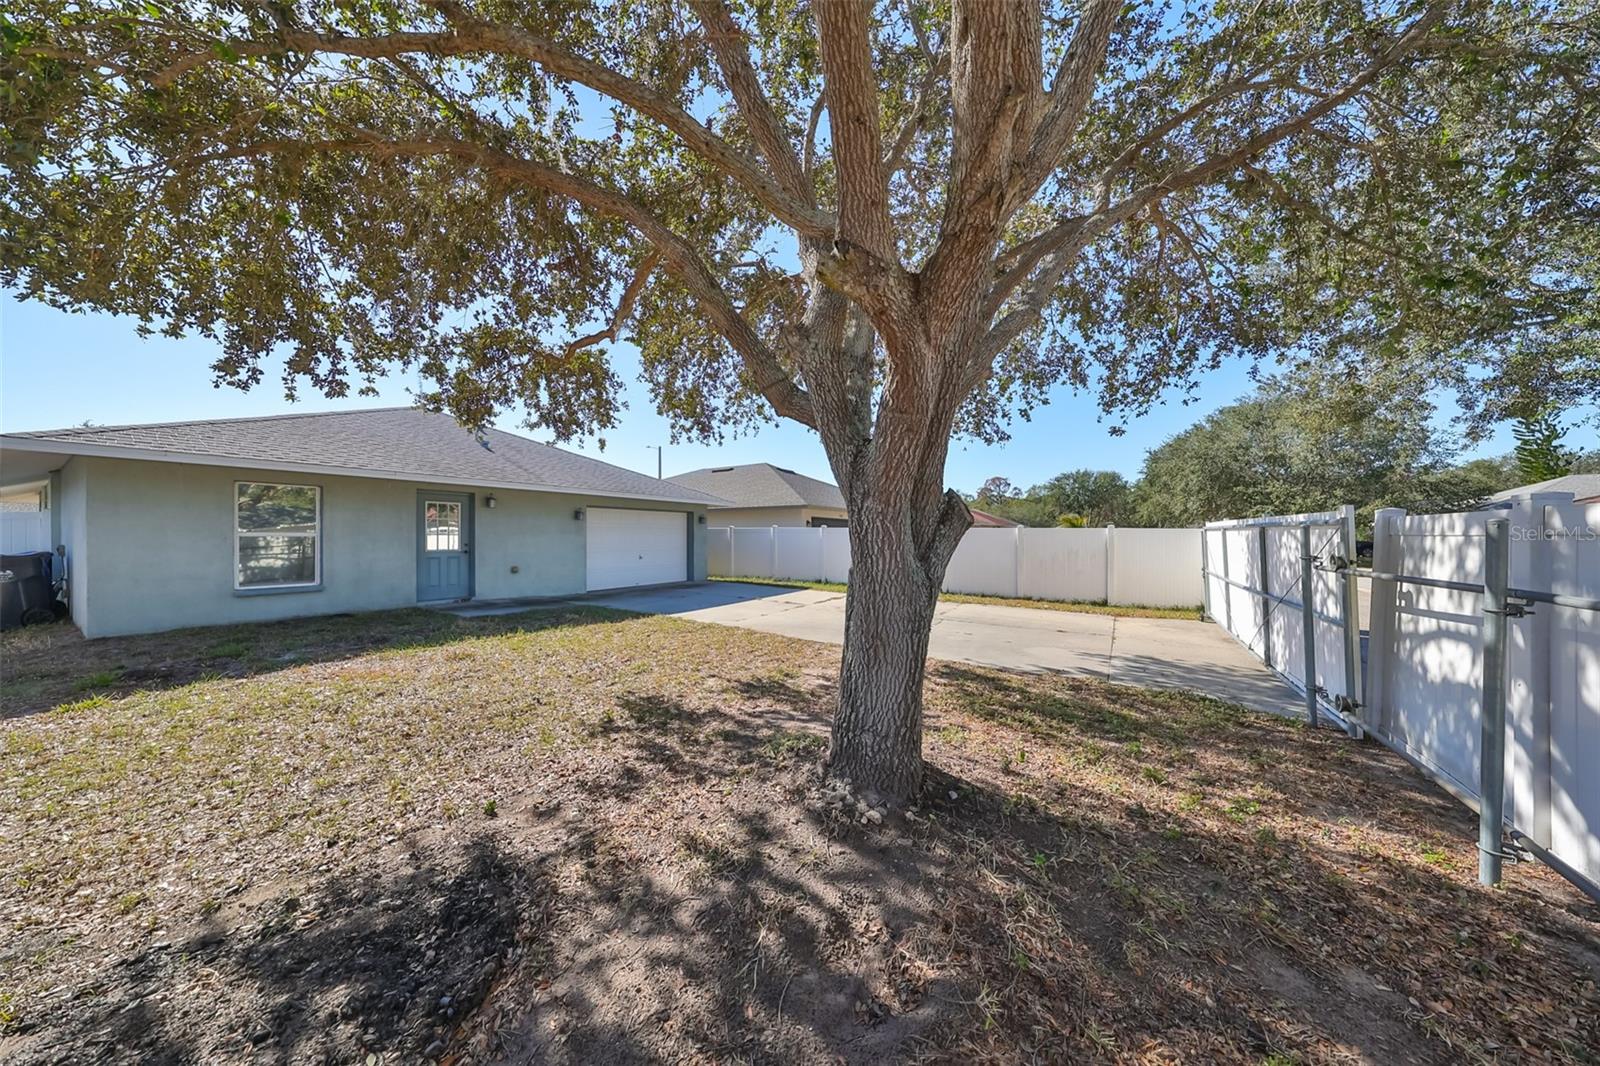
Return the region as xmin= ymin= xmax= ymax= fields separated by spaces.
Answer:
xmin=827 ymin=518 xmax=941 ymax=804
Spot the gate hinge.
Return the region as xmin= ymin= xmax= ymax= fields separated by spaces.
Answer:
xmin=1489 ymin=596 xmax=1535 ymax=619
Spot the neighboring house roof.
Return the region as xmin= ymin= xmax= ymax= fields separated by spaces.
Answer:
xmin=666 ymin=463 xmax=847 ymax=511
xmin=968 ymin=507 xmax=1018 ymax=528
xmin=1488 ymin=473 xmax=1600 ymax=505
xmin=1 ymin=407 xmax=726 ymax=505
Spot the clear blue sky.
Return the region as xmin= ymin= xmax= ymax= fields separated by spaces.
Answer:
xmin=0 ymin=290 xmax=1520 ymax=492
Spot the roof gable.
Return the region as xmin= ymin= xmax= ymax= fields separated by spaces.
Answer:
xmin=1489 ymin=473 xmax=1600 ymax=503
xmin=3 ymin=407 xmax=725 ymax=505
xmin=666 ymin=463 xmax=846 ymax=510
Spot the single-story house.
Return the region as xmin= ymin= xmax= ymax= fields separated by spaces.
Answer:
xmin=0 ymin=407 xmax=727 ymax=638
xmin=666 ymin=462 xmax=848 ymax=527
xmin=968 ymin=507 xmax=1018 ymax=528
xmin=1486 ymin=473 xmax=1600 ymax=507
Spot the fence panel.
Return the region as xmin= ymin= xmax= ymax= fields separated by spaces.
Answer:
xmin=773 ymin=526 xmax=825 ymax=581
xmin=1018 ymin=528 xmax=1106 ymax=602
xmin=1204 ymin=512 xmax=1353 ymax=709
xmin=0 ymin=511 xmax=51 ymax=554
xmin=1545 ymin=500 xmax=1600 ymax=889
xmin=1383 ymin=511 xmax=1490 ymax=800
xmin=820 ymin=527 xmax=852 ymax=584
xmin=707 ymin=526 xmax=731 ymax=577
xmin=943 ymin=528 xmax=1023 ymax=597
xmin=729 ymin=527 xmax=775 ymax=579
xmin=711 ymin=524 xmax=1204 ymax=607
xmin=1212 ymin=497 xmax=1599 ymax=899
xmin=1110 ymin=528 xmax=1202 ymax=609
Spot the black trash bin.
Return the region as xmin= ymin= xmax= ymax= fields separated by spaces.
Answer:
xmin=0 ymin=551 xmax=55 ymax=629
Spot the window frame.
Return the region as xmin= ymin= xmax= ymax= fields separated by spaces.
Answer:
xmin=233 ymin=480 xmax=323 ymax=593
xmin=423 ymin=498 xmax=463 ymax=552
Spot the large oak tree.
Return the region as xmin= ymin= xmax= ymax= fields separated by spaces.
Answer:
xmin=3 ymin=0 xmax=1595 ymax=803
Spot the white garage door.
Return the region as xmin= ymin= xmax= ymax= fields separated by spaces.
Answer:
xmin=586 ymin=508 xmax=688 ymax=591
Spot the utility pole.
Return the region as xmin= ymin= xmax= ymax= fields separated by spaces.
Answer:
xmin=646 ymin=445 xmax=662 ymax=479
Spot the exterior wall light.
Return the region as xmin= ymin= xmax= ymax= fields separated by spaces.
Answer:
xmin=574 ymin=509 xmax=585 ymax=521
xmin=485 ymin=494 xmax=497 ymax=509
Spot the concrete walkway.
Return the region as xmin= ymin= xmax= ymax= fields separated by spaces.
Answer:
xmin=562 ymin=582 xmax=1303 ymax=718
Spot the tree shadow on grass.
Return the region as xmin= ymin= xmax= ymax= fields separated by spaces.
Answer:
xmin=6 ymin=836 xmax=554 ymax=1065
xmin=10 ymin=657 xmax=1597 ymax=1065
xmin=928 ymin=661 xmax=1463 ymax=823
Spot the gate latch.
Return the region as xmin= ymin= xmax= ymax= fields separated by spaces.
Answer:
xmin=1502 ymin=596 xmax=1535 ymax=619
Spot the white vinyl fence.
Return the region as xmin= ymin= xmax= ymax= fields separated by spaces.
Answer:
xmin=1205 ymin=493 xmax=1600 ymax=899
xmin=709 ymin=524 xmax=1203 ymax=608
xmin=1202 ymin=507 xmax=1362 ymax=718
xmin=0 ymin=511 xmax=51 ymax=554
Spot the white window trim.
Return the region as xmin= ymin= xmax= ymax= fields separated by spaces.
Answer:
xmin=233 ymin=481 xmax=323 ymax=591
xmin=423 ymin=498 xmax=463 ymax=552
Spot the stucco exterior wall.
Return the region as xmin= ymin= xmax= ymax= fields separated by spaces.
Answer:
xmin=708 ymin=506 xmax=848 ymax=527
xmin=69 ymin=457 xmax=708 ymax=638
xmin=801 ymin=507 xmax=849 ymax=527
xmin=60 ymin=458 xmax=89 ymax=626
xmin=474 ymin=490 xmax=708 ymax=598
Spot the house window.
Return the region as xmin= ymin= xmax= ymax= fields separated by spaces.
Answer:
xmin=235 ymin=482 xmax=320 ymax=589
xmin=424 ymin=501 xmax=461 ymax=551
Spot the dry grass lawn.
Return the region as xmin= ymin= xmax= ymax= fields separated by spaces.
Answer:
xmin=1 ymin=607 xmax=1596 ymax=1065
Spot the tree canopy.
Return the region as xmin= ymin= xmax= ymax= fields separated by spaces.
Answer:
xmin=1511 ymin=409 xmax=1581 ymax=482
xmin=4 ymin=0 xmax=1596 ymax=799
xmin=3 ymin=0 xmax=1595 ymax=443
xmin=970 ymin=468 xmax=1135 ymax=526
xmin=1131 ymin=380 xmax=1522 ymax=527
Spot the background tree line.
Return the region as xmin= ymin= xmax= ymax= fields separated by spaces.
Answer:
xmin=970 ymin=380 xmax=1596 ymax=530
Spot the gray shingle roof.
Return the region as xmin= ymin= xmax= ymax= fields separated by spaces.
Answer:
xmin=666 ymin=463 xmax=846 ymax=511
xmin=4 ymin=407 xmax=726 ymax=505
xmin=1488 ymin=473 xmax=1600 ymax=503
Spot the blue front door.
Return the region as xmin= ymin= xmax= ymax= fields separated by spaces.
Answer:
xmin=418 ymin=492 xmax=472 ymax=601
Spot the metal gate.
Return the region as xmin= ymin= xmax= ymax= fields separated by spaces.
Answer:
xmin=1201 ymin=506 xmax=1362 ymax=731
xmin=1204 ymin=495 xmax=1600 ymax=900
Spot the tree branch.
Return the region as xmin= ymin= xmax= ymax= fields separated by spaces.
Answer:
xmin=924 ymin=489 xmax=974 ymax=577
xmin=802 ymin=90 xmax=827 ymax=182
xmin=813 ymin=0 xmax=895 ymax=258
xmin=984 ymin=2 xmax=1450 ymax=321
xmin=562 ymin=252 xmax=661 ymax=358
xmin=1239 ymin=162 xmax=1415 ymax=265
xmin=1009 ymin=0 xmax=1122 ymax=208
xmin=148 ymin=18 xmax=833 ymax=238
xmin=689 ymin=0 xmax=812 ymax=206
xmin=1090 ymin=71 xmax=1295 ymax=207
xmin=880 ymin=50 xmax=949 ymax=179
xmin=203 ymin=132 xmax=815 ymax=426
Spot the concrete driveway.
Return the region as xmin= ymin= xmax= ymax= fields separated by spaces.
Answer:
xmin=577 ymin=582 xmax=1303 ymax=718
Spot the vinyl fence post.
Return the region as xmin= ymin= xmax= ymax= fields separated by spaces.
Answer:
xmin=1339 ymin=503 xmax=1364 ymax=738
xmin=769 ymin=526 xmax=777 ymax=580
xmin=1256 ymin=525 xmax=1273 ymax=669
xmin=1105 ymin=525 xmax=1116 ymax=605
xmin=1220 ymin=524 xmax=1235 ymax=632
xmin=1300 ymin=523 xmax=1319 ymax=729
xmin=1013 ymin=524 xmax=1023 ymax=599
xmin=1366 ymin=508 xmax=1407 ymax=740
xmin=1200 ymin=526 xmax=1213 ymax=622
xmin=1479 ymin=516 xmax=1512 ymax=887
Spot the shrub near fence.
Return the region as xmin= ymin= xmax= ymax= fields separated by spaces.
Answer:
xmin=708 ymin=524 xmax=1204 ymax=609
